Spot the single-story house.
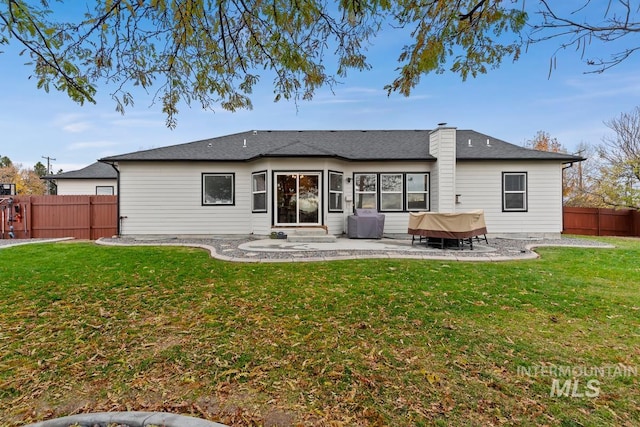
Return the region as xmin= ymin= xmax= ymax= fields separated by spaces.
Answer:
xmin=43 ymin=162 xmax=118 ymax=195
xmin=99 ymin=125 xmax=583 ymax=238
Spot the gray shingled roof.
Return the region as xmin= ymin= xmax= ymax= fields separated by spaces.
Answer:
xmin=99 ymin=130 xmax=584 ymax=163
xmin=43 ymin=162 xmax=118 ymax=180
xmin=455 ymin=130 xmax=583 ymax=161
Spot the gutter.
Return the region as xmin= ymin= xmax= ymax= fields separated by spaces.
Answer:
xmin=99 ymin=160 xmax=121 ymax=236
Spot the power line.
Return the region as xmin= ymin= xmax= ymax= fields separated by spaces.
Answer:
xmin=41 ymin=155 xmax=56 ymax=174
xmin=42 ymin=155 xmax=56 ymax=195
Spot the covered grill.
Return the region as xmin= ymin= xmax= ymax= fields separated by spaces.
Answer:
xmin=348 ymin=209 xmax=385 ymax=239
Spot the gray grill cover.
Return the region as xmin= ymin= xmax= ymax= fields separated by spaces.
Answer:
xmin=348 ymin=209 xmax=385 ymax=238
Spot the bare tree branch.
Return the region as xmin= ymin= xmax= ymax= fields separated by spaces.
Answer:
xmin=530 ymin=0 xmax=640 ymax=73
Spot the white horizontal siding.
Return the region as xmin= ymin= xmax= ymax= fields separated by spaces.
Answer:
xmin=250 ymin=213 xmax=271 ymax=235
xmin=456 ymin=161 xmax=564 ymax=236
xmin=56 ymin=179 xmax=117 ymax=195
xmin=326 ymin=213 xmax=346 ymax=235
xmin=117 ymin=158 xmax=564 ymax=237
xmin=377 ymin=212 xmax=411 ymax=234
xmin=119 ymin=162 xmax=251 ymax=235
xmin=429 ymin=127 xmax=456 ymax=212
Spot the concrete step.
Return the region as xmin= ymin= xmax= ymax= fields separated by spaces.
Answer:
xmin=290 ymin=228 xmax=328 ymax=236
xmin=281 ymin=227 xmax=337 ymax=243
xmin=287 ymin=234 xmax=337 ymax=243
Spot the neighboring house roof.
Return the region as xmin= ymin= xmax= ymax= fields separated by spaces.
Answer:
xmin=43 ymin=161 xmax=118 ymax=180
xmin=99 ymin=130 xmax=584 ymax=163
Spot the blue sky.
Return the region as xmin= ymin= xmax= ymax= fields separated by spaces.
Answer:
xmin=1 ymin=4 xmax=639 ymax=173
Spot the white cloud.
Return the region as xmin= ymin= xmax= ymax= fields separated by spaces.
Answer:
xmin=540 ymin=72 xmax=640 ymax=105
xmin=312 ymin=97 xmax=362 ymax=105
xmin=343 ymin=86 xmax=385 ymax=95
xmin=52 ymin=113 xmax=95 ymax=133
xmin=62 ymin=121 xmax=92 ymax=133
xmin=109 ymin=116 xmax=164 ymax=128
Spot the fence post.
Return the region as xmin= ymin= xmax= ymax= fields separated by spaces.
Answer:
xmin=25 ymin=196 xmax=32 ymax=238
xmin=87 ymin=196 xmax=92 ymax=240
xmin=89 ymin=196 xmax=93 ymax=240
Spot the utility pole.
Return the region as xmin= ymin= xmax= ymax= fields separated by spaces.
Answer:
xmin=576 ymin=149 xmax=585 ymax=191
xmin=42 ymin=155 xmax=56 ymax=195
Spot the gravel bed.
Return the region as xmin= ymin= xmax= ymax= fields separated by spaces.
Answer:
xmin=97 ymin=235 xmax=614 ymax=262
xmin=0 ymin=235 xmax=613 ymax=260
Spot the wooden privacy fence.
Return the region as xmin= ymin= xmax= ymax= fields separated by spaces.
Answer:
xmin=2 ymin=197 xmax=638 ymax=239
xmin=0 ymin=195 xmax=117 ymax=240
xmin=563 ymin=207 xmax=640 ymax=237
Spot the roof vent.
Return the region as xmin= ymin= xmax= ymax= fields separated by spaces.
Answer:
xmin=243 ymin=139 xmax=247 ymax=148
xmin=252 ymin=130 xmax=257 ymax=135
xmin=207 ymin=143 xmax=212 ymax=148
xmin=468 ymin=139 xmax=472 ymax=147
xmin=486 ymin=138 xmax=491 ymax=147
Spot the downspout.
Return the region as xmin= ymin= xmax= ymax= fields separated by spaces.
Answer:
xmin=101 ymin=160 xmax=121 ymax=236
xmin=561 ymin=162 xmax=575 ymax=234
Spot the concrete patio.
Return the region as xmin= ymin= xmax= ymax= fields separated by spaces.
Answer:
xmin=95 ymin=235 xmax=613 ymax=263
xmin=0 ymin=235 xmax=614 ymax=262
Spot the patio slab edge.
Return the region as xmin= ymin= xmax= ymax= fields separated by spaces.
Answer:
xmin=0 ymin=237 xmax=75 ymax=249
xmin=95 ymin=238 xmax=554 ymax=262
xmin=23 ymin=411 xmax=228 ymax=427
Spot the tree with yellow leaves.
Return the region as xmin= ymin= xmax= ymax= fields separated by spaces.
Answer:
xmin=0 ymin=159 xmax=46 ymax=196
xmin=525 ymin=131 xmax=564 ymax=153
xmin=524 ymin=131 xmax=603 ymax=207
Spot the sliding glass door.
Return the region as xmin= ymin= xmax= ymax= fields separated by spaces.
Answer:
xmin=275 ymin=173 xmax=321 ymax=225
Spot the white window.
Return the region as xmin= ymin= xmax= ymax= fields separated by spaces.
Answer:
xmin=202 ymin=173 xmax=234 ymax=205
xmin=406 ymin=173 xmax=429 ymax=210
xmin=503 ymin=172 xmax=527 ymax=211
xmin=328 ymin=171 xmax=343 ymax=212
xmin=0 ymin=183 xmax=16 ymax=195
xmin=380 ymin=173 xmax=403 ymax=211
xmin=252 ymin=171 xmax=267 ymax=212
xmin=96 ymin=186 xmax=114 ymax=195
xmin=354 ymin=173 xmax=377 ymax=209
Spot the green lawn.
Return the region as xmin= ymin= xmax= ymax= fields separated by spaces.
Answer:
xmin=0 ymin=238 xmax=639 ymax=426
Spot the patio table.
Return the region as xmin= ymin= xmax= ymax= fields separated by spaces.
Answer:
xmin=408 ymin=210 xmax=488 ymax=250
